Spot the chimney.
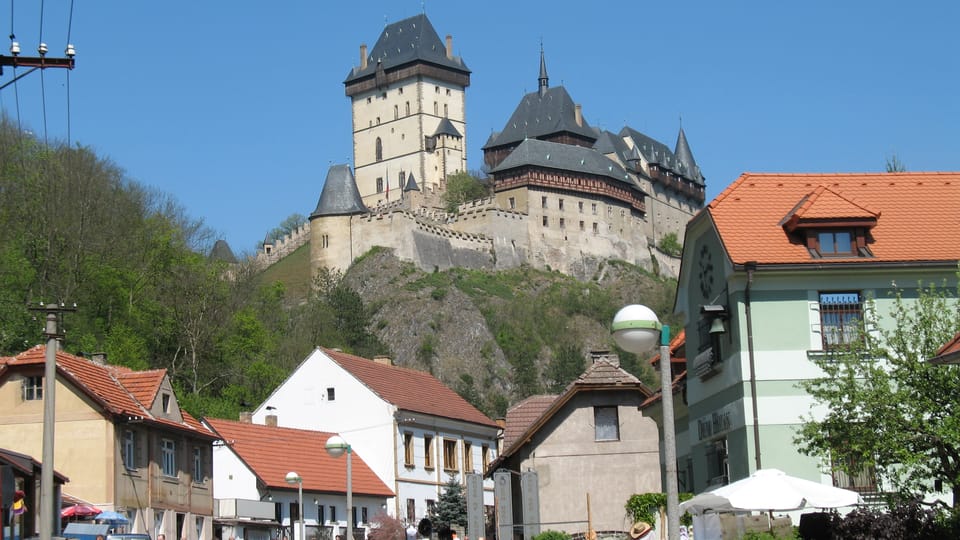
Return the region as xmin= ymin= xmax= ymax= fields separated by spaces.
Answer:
xmin=495 ymin=418 xmax=506 ymax=429
xmin=239 ymin=411 xmax=253 ymax=424
xmin=590 ymin=348 xmax=619 ymax=367
xmin=265 ymin=414 xmax=278 ymax=427
xmin=360 ymin=44 xmax=368 ymax=70
xmin=575 ymin=104 xmax=583 ymax=127
xmin=445 ymin=35 xmax=453 ymax=59
xmin=373 ymin=355 xmax=392 ymax=366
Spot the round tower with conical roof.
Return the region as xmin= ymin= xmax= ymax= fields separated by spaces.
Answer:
xmin=309 ymin=164 xmax=369 ymax=274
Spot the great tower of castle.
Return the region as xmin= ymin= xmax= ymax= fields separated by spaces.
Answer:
xmin=343 ymin=14 xmax=469 ymax=208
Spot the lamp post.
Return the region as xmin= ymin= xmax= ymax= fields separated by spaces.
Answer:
xmin=612 ymin=304 xmax=679 ymax=540
xmin=326 ymin=435 xmax=352 ymax=540
xmin=286 ymin=471 xmax=304 ymax=540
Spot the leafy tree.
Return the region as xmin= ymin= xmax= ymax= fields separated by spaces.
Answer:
xmin=430 ymin=474 xmax=468 ymax=529
xmin=796 ymin=277 xmax=960 ymax=506
xmin=657 ymin=232 xmax=682 ymax=257
xmin=442 ymin=172 xmax=488 ymax=213
xmin=267 ymin=213 xmax=308 ymax=243
xmin=368 ymin=511 xmax=405 ymax=540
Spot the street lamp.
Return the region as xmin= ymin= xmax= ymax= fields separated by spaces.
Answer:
xmin=612 ymin=304 xmax=679 ymax=540
xmin=325 ymin=435 xmax=352 ymax=540
xmin=286 ymin=471 xmax=304 ymax=540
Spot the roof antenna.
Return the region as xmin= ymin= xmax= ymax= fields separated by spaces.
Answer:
xmin=422 ymin=0 xmax=426 ymax=14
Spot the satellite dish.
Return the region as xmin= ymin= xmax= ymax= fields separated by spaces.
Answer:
xmin=418 ymin=518 xmax=433 ymax=537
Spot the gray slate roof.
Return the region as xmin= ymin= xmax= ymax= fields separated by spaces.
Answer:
xmin=310 ymin=164 xmax=368 ymax=218
xmin=483 ymin=86 xmax=596 ymax=149
xmin=344 ymin=14 xmax=469 ymax=84
xmin=490 ymin=138 xmax=634 ymax=187
xmin=432 ymin=117 xmax=462 ymax=138
xmin=592 ymin=129 xmax=633 ymax=165
xmin=620 ymin=126 xmax=704 ymax=185
xmin=402 ymin=171 xmax=420 ymax=192
xmin=209 ymin=239 xmax=238 ymax=264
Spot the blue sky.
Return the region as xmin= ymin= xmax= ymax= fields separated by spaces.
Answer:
xmin=2 ymin=1 xmax=957 ymax=255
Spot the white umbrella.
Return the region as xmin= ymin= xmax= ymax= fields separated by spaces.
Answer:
xmin=681 ymin=468 xmax=862 ymax=515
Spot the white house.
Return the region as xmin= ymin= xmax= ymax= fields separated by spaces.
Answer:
xmin=250 ymin=348 xmax=501 ymax=527
xmin=204 ymin=417 xmax=393 ymax=540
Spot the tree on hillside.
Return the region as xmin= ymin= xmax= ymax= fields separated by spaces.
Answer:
xmin=267 ymin=213 xmax=308 ymax=242
xmin=795 ymin=276 xmax=960 ymax=506
xmin=545 ymin=343 xmax=585 ymax=392
xmin=442 ymin=172 xmax=489 ymax=213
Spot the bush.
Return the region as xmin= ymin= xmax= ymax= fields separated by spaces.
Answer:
xmin=531 ymin=531 xmax=570 ymax=540
xmin=827 ymin=501 xmax=960 ymax=540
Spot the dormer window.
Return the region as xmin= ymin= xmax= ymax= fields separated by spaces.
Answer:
xmin=162 ymin=393 xmax=172 ymax=413
xmin=817 ymin=230 xmax=854 ymax=255
xmin=780 ymin=185 xmax=879 ymax=259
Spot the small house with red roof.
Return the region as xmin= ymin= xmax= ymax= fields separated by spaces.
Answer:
xmin=0 ymin=346 xmax=216 ymax=540
xmin=487 ymin=351 xmax=661 ymax=536
xmin=672 ymin=172 xmax=960 ymax=499
xmin=247 ymin=348 xmax=500 ymax=532
xmin=203 ymin=417 xmax=392 ymax=540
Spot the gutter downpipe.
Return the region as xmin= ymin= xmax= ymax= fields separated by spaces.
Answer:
xmin=744 ymin=261 xmax=762 ymax=470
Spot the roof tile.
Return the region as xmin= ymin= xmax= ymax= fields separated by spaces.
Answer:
xmin=322 ymin=348 xmax=498 ymax=427
xmin=205 ymin=418 xmax=393 ymax=496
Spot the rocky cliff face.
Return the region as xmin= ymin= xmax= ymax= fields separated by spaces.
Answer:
xmin=341 ymin=248 xmax=678 ymax=415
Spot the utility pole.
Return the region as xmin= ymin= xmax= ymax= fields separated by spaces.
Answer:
xmin=0 ymin=40 xmax=75 ymax=89
xmin=29 ymin=302 xmax=76 ymax=540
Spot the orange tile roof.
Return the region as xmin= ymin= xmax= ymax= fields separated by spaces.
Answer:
xmin=642 ymin=330 xmax=687 ymax=408
xmin=205 ymin=418 xmax=393 ymax=497
xmin=0 ymin=345 xmax=213 ymax=438
xmin=707 ymin=172 xmax=960 ymax=265
xmin=321 ymin=348 xmax=498 ymax=428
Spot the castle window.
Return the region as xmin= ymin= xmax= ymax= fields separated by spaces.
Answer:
xmin=376 ymin=138 xmax=383 ymax=161
xmin=376 ymin=116 xmax=381 ymax=125
xmin=434 ymin=102 xmax=438 ymax=115
xmin=444 ymin=104 xmax=448 ymax=117
xmin=508 ymin=197 xmax=516 ymax=209
xmin=579 ymin=201 xmax=584 ymax=213
xmin=592 ymin=203 xmax=598 ymax=215
xmin=559 ymin=218 xmax=565 ymax=229
xmin=542 ymin=216 xmax=549 ymax=227
xmin=579 ymin=220 xmax=585 ymax=231
xmin=558 ymin=199 xmax=564 ymax=211
xmin=366 ymin=97 xmax=372 ymax=104
xmin=376 ymin=177 xmax=384 ymax=193
xmin=446 ymin=89 xmax=451 ymax=96
xmin=394 ymin=105 xmax=399 ymax=120
xmin=398 ymin=87 xmax=403 ymax=95
xmin=405 ymin=101 xmax=410 ymax=115
xmin=593 ymin=222 xmax=599 ymax=234
xmin=435 ymin=86 xmax=440 ymax=93
xmin=321 ymin=234 xmax=329 ymax=249
xmin=541 ymin=196 xmax=548 ymax=209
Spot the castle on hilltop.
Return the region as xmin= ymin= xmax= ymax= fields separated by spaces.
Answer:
xmin=240 ymin=14 xmax=706 ymax=281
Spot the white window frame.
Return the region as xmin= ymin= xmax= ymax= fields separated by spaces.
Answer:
xmin=161 ymin=439 xmax=177 ymax=477
xmin=123 ymin=430 xmax=136 ymax=469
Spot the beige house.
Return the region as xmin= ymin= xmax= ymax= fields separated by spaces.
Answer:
xmin=488 ymin=353 xmax=661 ymax=537
xmin=0 ymin=345 xmax=216 ymax=540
